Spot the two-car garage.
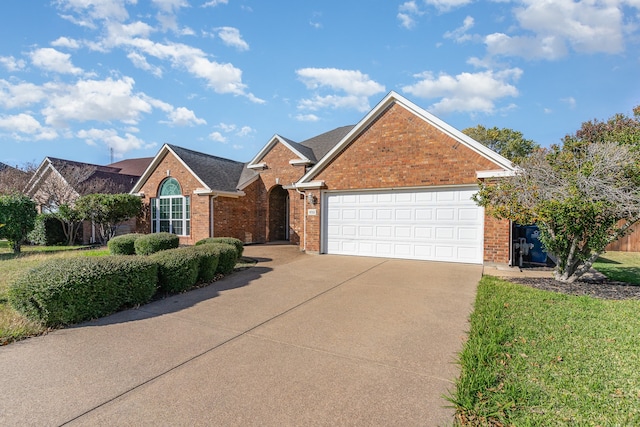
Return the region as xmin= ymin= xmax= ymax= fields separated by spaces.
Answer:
xmin=323 ymin=186 xmax=484 ymax=264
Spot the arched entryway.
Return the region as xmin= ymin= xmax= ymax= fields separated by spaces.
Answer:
xmin=268 ymin=185 xmax=289 ymax=241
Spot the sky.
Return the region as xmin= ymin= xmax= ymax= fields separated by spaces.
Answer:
xmin=0 ymin=0 xmax=639 ymax=168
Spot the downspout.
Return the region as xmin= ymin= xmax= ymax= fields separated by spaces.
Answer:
xmin=210 ymin=195 xmax=218 ymax=237
xmin=293 ymin=185 xmax=306 ymax=252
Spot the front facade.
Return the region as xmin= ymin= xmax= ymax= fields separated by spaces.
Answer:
xmin=132 ymin=92 xmax=515 ymax=264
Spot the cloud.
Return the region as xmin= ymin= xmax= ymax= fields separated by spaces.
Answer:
xmin=202 ymin=0 xmax=228 ymax=7
xmin=127 ymin=51 xmax=163 ymax=76
xmin=485 ymin=0 xmax=629 ymax=60
xmin=0 ymin=80 xmax=47 ymax=109
xmin=236 ymin=125 xmax=255 ymax=137
xmin=424 ymin=0 xmax=473 ymax=12
xmin=444 ymin=16 xmax=475 ymax=43
xmin=215 ymin=27 xmax=249 ymax=51
xmin=51 ymin=37 xmax=81 ymax=49
xmin=165 ymin=107 xmax=206 ymax=126
xmin=402 ymin=68 xmax=523 ymax=115
xmin=397 ymin=1 xmax=423 ymax=29
xmin=208 ymin=131 xmax=227 ymax=143
xmin=561 ymin=96 xmax=577 ymax=109
xmin=55 ymin=0 xmax=134 ymax=25
xmin=77 ymin=127 xmax=147 ymax=155
xmin=296 ymin=68 xmax=386 ymax=112
xmin=0 ymin=56 xmax=26 ymax=72
xmin=30 ymin=48 xmax=84 ymax=75
xmin=0 ymin=113 xmax=58 ymax=140
xmin=41 ymin=77 xmax=152 ymax=126
xmin=295 ymin=114 xmax=320 ymax=122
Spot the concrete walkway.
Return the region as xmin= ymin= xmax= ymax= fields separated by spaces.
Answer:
xmin=0 ymin=245 xmax=481 ymax=426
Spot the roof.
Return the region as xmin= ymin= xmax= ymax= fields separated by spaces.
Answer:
xmin=107 ymin=157 xmax=153 ymax=176
xmin=299 ymin=125 xmax=355 ymax=162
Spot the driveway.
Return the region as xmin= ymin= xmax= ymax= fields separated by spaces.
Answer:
xmin=0 ymin=245 xmax=481 ymax=426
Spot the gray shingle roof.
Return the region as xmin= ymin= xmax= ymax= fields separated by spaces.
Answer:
xmin=167 ymin=144 xmax=247 ymax=192
xmin=300 ymin=125 xmax=355 ymax=161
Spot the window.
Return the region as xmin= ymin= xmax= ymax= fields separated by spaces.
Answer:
xmin=151 ymin=178 xmax=190 ymax=236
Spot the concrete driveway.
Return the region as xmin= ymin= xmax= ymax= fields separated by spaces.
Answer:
xmin=0 ymin=245 xmax=481 ymax=426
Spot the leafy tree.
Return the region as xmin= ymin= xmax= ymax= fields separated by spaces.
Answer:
xmin=56 ymin=204 xmax=83 ymax=246
xmin=474 ymin=106 xmax=640 ymax=283
xmin=462 ymin=125 xmax=539 ymax=164
xmin=0 ymin=194 xmax=37 ymax=253
xmin=75 ymin=193 xmax=142 ymax=243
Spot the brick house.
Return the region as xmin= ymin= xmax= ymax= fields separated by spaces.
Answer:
xmin=131 ymin=91 xmax=516 ymax=264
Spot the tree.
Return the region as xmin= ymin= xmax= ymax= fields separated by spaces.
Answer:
xmin=75 ymin=193 xmax=142 ymax=243
xmin=0 ymin=163 xmax=35 ymax=195
xmin=0 ymin=194 xmax=38 ymax=253
xmin=56 ymin=203 xmax=83 ymax=246
xmin=474 ymin=106 xmax=640 ymax=283
xmin=462 ymin=125 xmax=539 ymax=164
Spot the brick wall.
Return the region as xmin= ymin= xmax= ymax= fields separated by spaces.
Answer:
xmin=305 ymin=102 xmax=510 ymax=262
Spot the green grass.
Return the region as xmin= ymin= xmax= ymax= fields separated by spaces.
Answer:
xmin=451 ymin=276 xmax=640 ymax=426
xmin=594 ymin=251 xmax=640 ymax=284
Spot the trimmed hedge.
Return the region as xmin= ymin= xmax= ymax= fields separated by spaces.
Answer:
xmin=149 ymin=247 xmax=201 ymax=293
xmin=195 ymin=237 xmax=244 ymax=258
xmin=183 ymin=244 xmax=220 ymax=283
xmin=108 ymin=233 xmax=142 ymax=255
xmin=134 ymin=232 xmax=179 ymax=255
xmin=211 ymin=243 xmax=238 ymax=275
xmin=8 ymin=257 xmax=158 ymax=327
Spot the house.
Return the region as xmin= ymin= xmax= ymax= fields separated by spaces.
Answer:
xmin=26 ymin=156 xmax=153 ymax=243
xmin=132 ymin=91 xmax=516 ymax=264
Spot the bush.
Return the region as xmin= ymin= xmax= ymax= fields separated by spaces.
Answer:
xmin=210 ymin=243 xmax=238 ymax=275
xmin=195 ymin=237 xmax=244 ymax=258
xmin=183 ymin=244 xmax=220 ymax=283
xmin=28 ymin=213 xmax=66 ymax=246
xmin=134 ymin=232 xmax=179 ymax=255
xmin=149 ymin=247 xmax=201 ymax=293
xmin=8 ymin=257 xmax=158 ymax=326
xmin=108 ymin=233 xmax=142 ymax=255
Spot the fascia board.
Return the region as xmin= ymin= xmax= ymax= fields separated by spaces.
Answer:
xmin=248 ymin=135 xmax=310 ymax=167
xmin=193 ymin=189 xmax=245 ymax=198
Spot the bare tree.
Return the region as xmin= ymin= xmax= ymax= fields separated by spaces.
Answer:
xmin=0 ymin=163 xmax=36 ymax=195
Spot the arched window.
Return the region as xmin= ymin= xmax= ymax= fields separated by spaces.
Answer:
xmin=150 ymin=178 xmax=190 ymax=236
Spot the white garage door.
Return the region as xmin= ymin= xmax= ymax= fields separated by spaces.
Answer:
xmin=324 ymin=187 xmax=484 ymax=264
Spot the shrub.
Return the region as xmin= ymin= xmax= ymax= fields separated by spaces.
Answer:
xmin=149 ymin=247 xmax=200 ymax=293
xmin=195 ymin=237 xmax=244 ymax=258
xmin=183 ymin=244 xmax=220 ymax=283
xmin=210 ymin=243 xmax=238 ymax=275
xmin=28 ymin=213 xmax=66 ymax=246
xmin=134 ymin=232 xmax=179 ymax=255
xmin=108 ymin=233 xmax=142 ymax=255
xmin=8 ymin=257 xmax=158 ymax=327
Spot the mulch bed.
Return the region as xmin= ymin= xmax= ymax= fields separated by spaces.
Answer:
xmin=507 ymin=276 xmax=640 ymax=300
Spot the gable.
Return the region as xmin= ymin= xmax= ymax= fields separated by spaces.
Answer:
xmin=313 ymin=102 xmax=508 ymax=189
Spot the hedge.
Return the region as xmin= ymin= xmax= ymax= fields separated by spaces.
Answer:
xmin=195 ymin=237 xmax=244 ymax=258
xmin=28 ymin=213 xmax=66 ymax=246
xmin=149 ymin=247 xmax=201 ymax=293
xmin=8 ymin=257 xmax=158 ymax=327
xmin=210 ymin=243 xmax=238 ymax=275
xmin=182 ymin=244 xmax=220 ymax=283
xmin=108 ymin=233 xmax=142 ymax=255
xmin=134 ymin=232 xmax=179 ymax=255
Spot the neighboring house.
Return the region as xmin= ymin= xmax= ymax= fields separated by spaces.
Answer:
xmin=26 ymin=156 xmax=152 ymax=243
xmin=132 ymin=91 xmax=516 ymax=264
xmin=0 ymin=162 xmax=31 ymax=195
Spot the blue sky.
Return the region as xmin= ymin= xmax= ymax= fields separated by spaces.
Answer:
xmin=1 ymin=0 xmax=639 ymax=167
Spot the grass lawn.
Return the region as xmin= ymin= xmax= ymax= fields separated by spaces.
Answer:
xmin=451 ymin=276 xmax=640 ymax=425
xmin=593 ymin=251 xmax=640 ymax=284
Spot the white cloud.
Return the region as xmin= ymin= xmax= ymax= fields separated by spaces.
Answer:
xmin=444 ymin=16 xmax=475 ymax=42
xmin=561 ymin=96 xmax=577 ymax=109
xmin=209 ymin=131 xmax=227 ymax=143
xmin=165 ymin=107 xmax=206 ymax=126
xmin=77 ymin=128 xmax=147 ymax=155
xmin=30 ymin=48 xmax=84 ymax=75
xmin=485 ymin=0 xmax=629 ymax=60
xmin=42 ymin=77 xmax=152 ymax=126
xmin=295 ymin=114 xmax=320 ymax=122
xmin=55 ymin=0 xmax=134 ymax=24
xmin=51 ymin=37 xmax=81 ymax=49
xmin=0 ymin=80 xmax=47 ymax=109
xmin=127 ymin=51 xmax=163 ymax=76
xmin=215 ymin=27 xmax=249 ymax=51
xmin=424 ymin=0 xmax=473 ymax=12
xmin=152 ymin=0 xmax=188 ymax=13
xmin=236 ymin=125 xmax=255 ymax=137
xmin=397 ymin=1 xmax=423 ymax=29
xmin=0 ymin=113 xmax=58 ymax=140
xmin=0 ymin=56 xmax=26 ymax=72
xmin=202 ymin=0 xmax=228 ymax=7
xmin=402 ymin=68 xmax=523 ymax=115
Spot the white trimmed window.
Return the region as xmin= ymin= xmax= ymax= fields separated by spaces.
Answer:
xmin=151 ymin=178 xmax=191 ymax=236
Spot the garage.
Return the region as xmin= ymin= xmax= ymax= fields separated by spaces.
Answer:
xmin=323 ymin=187 xmax=484 ymax=264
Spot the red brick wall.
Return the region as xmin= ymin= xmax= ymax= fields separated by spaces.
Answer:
xmin=306 ymin=102 xmax=510 ymax=262
xmin=483 ymin=216 xmax=511 ymax=263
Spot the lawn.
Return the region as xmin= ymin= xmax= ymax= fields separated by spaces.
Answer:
xmin=451 ymin=275 xmax=640 ymax=425
xmin=593 ymin=251 xmax=640 ymax=284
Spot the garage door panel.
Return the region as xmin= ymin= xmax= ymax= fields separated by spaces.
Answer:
xmin=325 ymin=187 xmax=483 ymax=264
